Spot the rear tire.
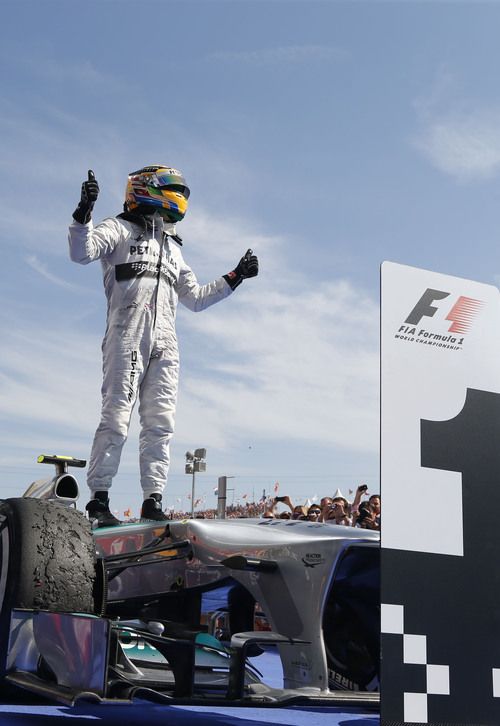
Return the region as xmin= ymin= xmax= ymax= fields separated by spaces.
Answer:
xmin=323 ymin=545 xmax=380 ymax=692
xmin=0 ymin=498 xmax=97 ymax=680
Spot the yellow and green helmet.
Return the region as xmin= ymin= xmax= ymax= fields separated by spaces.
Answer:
xmin=125 ymin=165 xmax=190 ymax=222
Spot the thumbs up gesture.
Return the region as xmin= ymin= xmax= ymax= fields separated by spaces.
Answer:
xmin=223 ymin=248 xmax=259 ymax=290
xmin=237 ymin=248 xmax=259 ymax=279
xmin=73 ymin=169 xmax=100 ymax=225
xmin=81 ymin=169 xmax=99 ymax=206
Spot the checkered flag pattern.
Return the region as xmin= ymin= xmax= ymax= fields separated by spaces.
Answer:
xmin=382 ymin=603 xmax=450 ymax=724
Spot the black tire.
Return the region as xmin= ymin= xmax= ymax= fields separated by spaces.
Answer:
xmin=323 ymin=546 xmax=380 ymax=692
xmin=0 ymin=498 xmax=97 ymax=679
xmin=323 ymin=600 xmax=379 ymax=691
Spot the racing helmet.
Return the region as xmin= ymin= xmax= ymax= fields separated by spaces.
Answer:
xmin=125 ymin=165 xmax=190 ymax=222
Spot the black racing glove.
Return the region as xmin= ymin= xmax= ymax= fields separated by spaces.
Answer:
xmin=223 ymin=249 xmax=259 ymax=290
xmin=72 ymin=169 xmax=99 ymax=224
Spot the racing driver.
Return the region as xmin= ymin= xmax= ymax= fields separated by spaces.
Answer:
xmin=68 ymin=166 xmax=258 ymax=527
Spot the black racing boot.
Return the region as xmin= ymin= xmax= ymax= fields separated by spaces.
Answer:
xmin=86 ymin=491 xmax=121 ymax=528
xmin=141 ymin=493 xmax=169 ymax=522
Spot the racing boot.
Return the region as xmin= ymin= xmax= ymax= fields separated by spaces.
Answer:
xmin=141 ymin=493 xmax=169 ymax=522
xmin=86 ymin=491 xmax=121 ymax=527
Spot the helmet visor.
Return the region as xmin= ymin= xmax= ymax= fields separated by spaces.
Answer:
xmin=154 ymin=170 xmax=190 ymax=198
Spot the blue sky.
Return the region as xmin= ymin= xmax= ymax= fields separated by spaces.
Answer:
xmin=1 ymin=0 xmax=500 ymax=516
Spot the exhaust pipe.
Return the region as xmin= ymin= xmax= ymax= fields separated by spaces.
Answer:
xmin=23 ymin=474 xmax=80 ymax=505
xmin=23 ymin=454 xmax=86 ymax=507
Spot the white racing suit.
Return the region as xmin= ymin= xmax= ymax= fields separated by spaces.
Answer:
xmin=68 ymin=212 xmax=232 ymax=497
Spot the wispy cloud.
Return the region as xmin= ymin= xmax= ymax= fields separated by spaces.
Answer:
xmin=26 ymin=58 xmax=108 ymax=86
xmin=25 ymin=255 xmax=98 ymax=296
xmin=207 ymin=44 xmax=346 ymax=66
xmin=413 ymin=69 xmax=500 ymax=181
xmin=0 ymin=49 xmax=128 ymax=95
xmin=181 ymin=208 xmax=285 ymax=278
xmin=0 ymin=100 xmax=135 ymax=253
xmin=415 ymin=113 xmax=500 ymax=181
xmin=176 ymin=277 xmax=379 ymax=455
xmin=0 ymin=324 xmax=101 ymax=425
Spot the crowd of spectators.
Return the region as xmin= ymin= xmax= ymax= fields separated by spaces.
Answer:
xmin=169 ymin=501 xmax=267 ymax=520
xmin=260 ymin=485 xmax=380 ymax=529
xmin=164 ymin=485 xmax=380 ymax=529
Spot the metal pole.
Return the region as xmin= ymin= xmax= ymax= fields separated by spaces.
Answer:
xmin=191 ymin=469 xmax=195 ymax=517
xmin=217 ymin=476 xmax=227 ymax=519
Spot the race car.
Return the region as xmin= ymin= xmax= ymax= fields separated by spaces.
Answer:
xmin=0 ymin=455 xmax=380 ymax=709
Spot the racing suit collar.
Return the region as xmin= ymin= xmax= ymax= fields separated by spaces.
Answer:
xmin=145 ymin=212 xmax=177 ymax=238
xmin=117 ymin=210 xmax=179 ymax=242
xmin=159 ymin=216 xmax=177 ymax=238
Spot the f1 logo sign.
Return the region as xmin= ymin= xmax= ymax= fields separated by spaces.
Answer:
xmin=405 ymin=288 xmax=483 ymax=334
xmin=405 ymin=289 xmax=450 ymax=325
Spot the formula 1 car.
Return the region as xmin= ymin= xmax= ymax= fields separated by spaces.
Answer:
xmin=0 ymin=455 xmax=380 ymax=709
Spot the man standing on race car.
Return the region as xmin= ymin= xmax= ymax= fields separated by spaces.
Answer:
xmin=68 ymin=165 xmax=258 ymax=527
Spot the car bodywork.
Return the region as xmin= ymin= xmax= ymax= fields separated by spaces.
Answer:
xmin=0 ymin=459 xmax=380 ymax=710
